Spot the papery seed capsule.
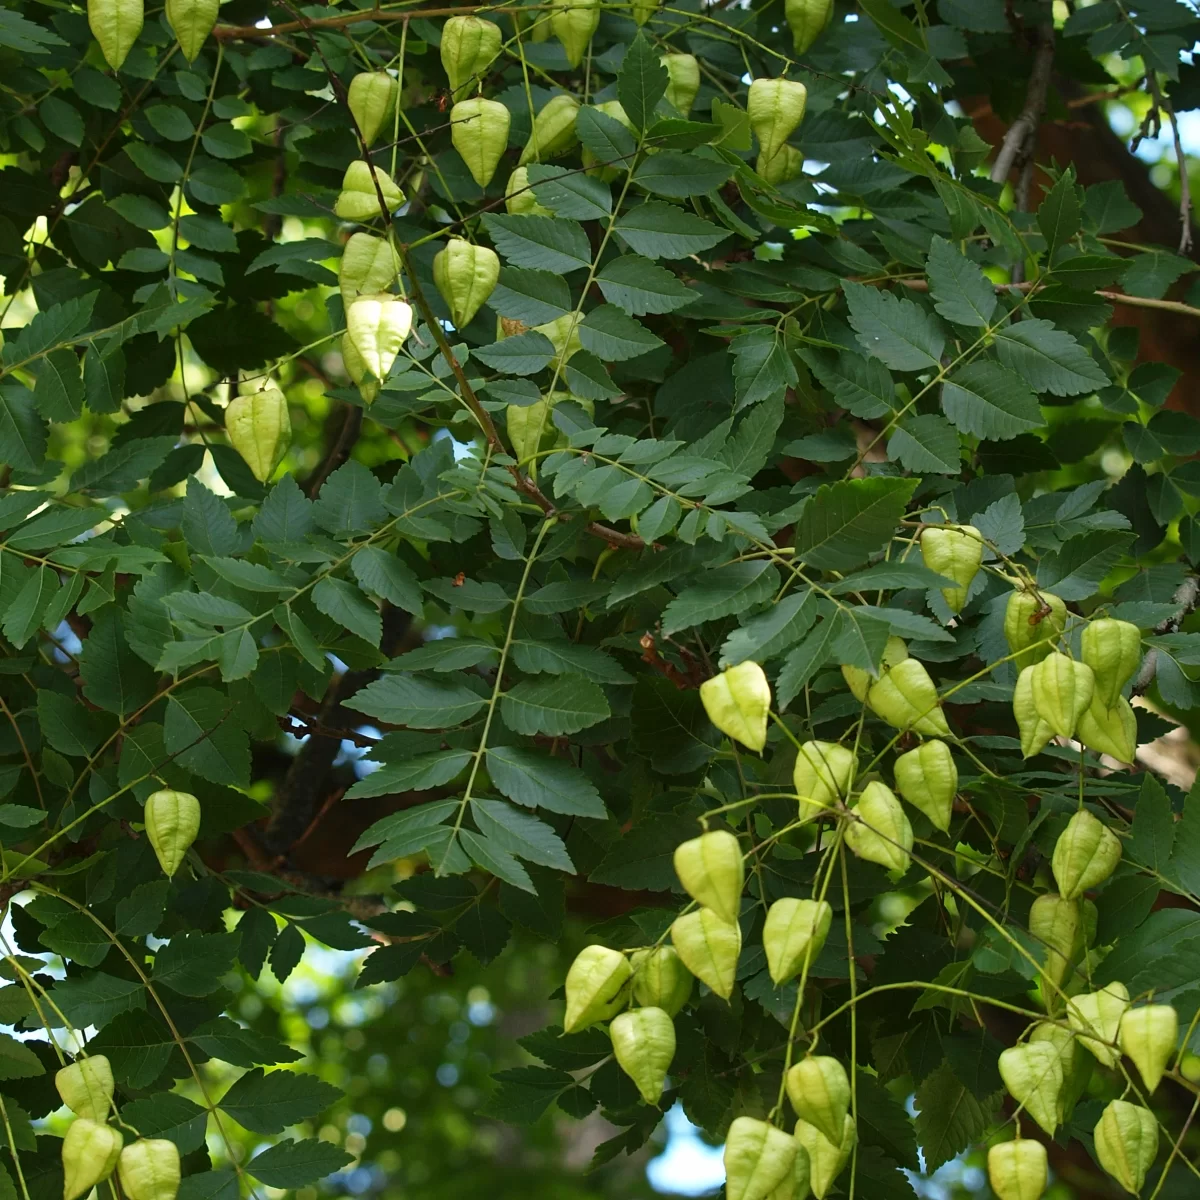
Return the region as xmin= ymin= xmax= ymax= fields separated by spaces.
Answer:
xmin=1095 ymin=1099 xmax=1158 ymax=1195
xmin=519 ymin=94 xmax=580 ymax=165
xmin=630 ymin=946 xmax=693 ymax=1016
xmin=699 ymin=661 xmax=771 ymax=753
xmin=610 ymin=1007 xmax=675 ymax=1105
xmin=673 ymin=830 xmax=743 ymax=925
xmin=88 ymin=0 xmax=143 ymax=71
xmin=842 ymin=636 xmax=907 ymax=704
xmin=670 ymin=908 xmax=740 ymax=1000
xmin=342 ymin=333 xmax=379 ymax=406
xmin=998 ymin=1042 xmax=1064 ymax=1136
xmin=225 ymin=387 xmax=291 ymax=484
xmin=747 ymin=78 xmax=808 ymax=165
xmin=451 ymin=97 xmax=511 ymax=188
xmin=551 ymin=0 xmax=600 ymax=67
xmin=117 ymin=1138 xmax=181 ymax=1200
xmin=1076 ymin=694 xmax=1137 ymax=764
xmin=867 ymin=657 xmax=951 ymax=737
xmin=1029 ymin=1022 xmax=1091 ymax=1122
xmin=1030 ymin=652 xmax=1094 ymax=740
xmin=1029 ymin=893 xmax=1081 ymax=993
xmin=1119 ymin=1004 xmax=1178 ymax=1094
xmin=793 ymin=1115 xmax=854 ymax=1199
xmin=339 ymin=232 xmax=397 ymax=310
xmin=785 ymin=1055 xmax=849 ymax=1148
xmin=987 ymin=1139 xmax=1048 ymax=1200
xmin=757 ymin=145 xmax=803 ymax=186
xmin=845 ymin=781 xmax=912 ymax=874
xmin=920 ymin=524 xmax=984 ymax=613
xmin=661 ymin=53 xmax=700 ymax=115
xmin=144 ymin=788 xmax=201 ymax=878
xmin=724 ymin=1116 xmax=797 ymax=1200
xmin=1068 ymin=982 xmax=1131 ymax=1068
xmin=1081 ymin=618 xmax=1142 ymax=709
xmin=892 ymin=739 xmax=957 ymax=832
xmin=1005 ymin=589 xmax=1067 ymax=670
xmin=1013 ymin=665 xmax=1054 ymax=758
xmin=440 ymin=16 xmax=502 ymax=97
xmin=504 ymin=166 xmax=553 ymax=215
xmin=55 ymin=1057 xmax=114 ymax=1123
xmin=1052 ymin=808 xmax=1122 ymax=900
xmin=62 ymin=1119 xmax=123 ymax=1200
xmin=784 ymin=0 xmax=834 ymax=55
xmin=165 ymin=0 xmax=217 ymax=62
xmin=506 ymin=397 xmax=551 ymax=467
xmin=347 ymin=71 xmax=400 ymax=145
xmin=334 ymin=160 xmax=404 ymax=222
xmin=433 ymin=238 xmax=500 ymax=331
xmin=563 ymin=945 xmax=632 ymax=1033
xmin=346 ymin=293 xmax=413 ymax=381
xmin=792 ymin=740 xmax=855 ymax=824
xmin=533 ymin=312 xmax=582 ymax=367
xmin=763 ymin=898 xmax=831 ymax=985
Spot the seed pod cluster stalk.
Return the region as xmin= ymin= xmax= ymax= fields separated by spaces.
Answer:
xmin=144 ymin=788 xmax=201 ymax=878
xmin=699 ymin=661 xmax=771 ymax=753
xmin=920 ymin=523 xmax=984 ymax=613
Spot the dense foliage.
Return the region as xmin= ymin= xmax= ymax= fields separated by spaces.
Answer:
xmin=2 ymin=0 xmax=1200 ymax=1195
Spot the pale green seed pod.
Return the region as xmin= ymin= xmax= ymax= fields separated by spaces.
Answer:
xmin=630 ymin=947 xmax=693 ymax=1016
xmin=792 ymin=740 xmax=855 ymax=824
xmin=504 ymin=166 xmax=554 ymax=216
xmin=842 ymin=636 xmax=907 ymax=704
xmin=1028 ymin=892 xmax=1081 ymax=993
xmin=440 ymin=16 xmax=502 ymax=96
xmin=846 ymin=781 xmax=912 ymax=874
xmin=1068 ymin=982 xmax=1131 ymax=1067
xmin=347 ymin=71 xmax=400 ymax=146
xmin=1013 ymin=665 xmax=1054 ymax=758
xmin=1030 ymin=653 xmax=1094 ymax=740
xmin=998 ymin=1041 xmax=1064 ymax=1136
xmin=747 ymin=78 xmax=808 ymax=165
xmin=1076 ymin=695 xmax=1137 ymax=764
xmin=763 ymin=898 xmax=831 ymax=985
xmin=785 ymin=1056 xmax=849 ymax=1148
xmin=987 ymin=1139 xmax=1048 ymax=1200
xmin=670 ymin=908 xmax=740 ymax=1000
xmin=551 ymin=0 xmax=600 ymax=67
xmin=88 ymin=0 xmax=143 ymax=70
xmin=334 ymin=160 xmax=404 ymax=222
xmin=921 ymin=524 xmax=984 ymax=613
xmin=346 ymin=294 xmax=413 ymax=381
xmin=793 ymin=1115 xmax=854 ymax=1199
xmin=62 ymin=1119 xmax=123 ymax=1200
xmin=1052 ymin=808 xmax=1122 ymax=900
xmin=1095 ymin=1099 xmax=1158 ymax=1195
xmin=339 ymin=232 xmax=397 ymax=310
xmin=661 ymin=54 xmax=700 ymax=115
xmin=563 ymin=945 xmax=632 ymax=1033
xmin=451 ymin=97 xmax=511 ymax=188
xmin=55 ymin=1057 xmax=114 ymax=1123
xmin=1029 ymin=1021 xmax=1091 ymax=1122
xmin=867 ymin=658 xmax=951 ymax=738
xmin=117 ymin=1139 xmax=181 ymax=1200
xmin=892 ymin=739 xmax=957 ymax=832
xmin=519 ymin=94 xmax=581 ymax=166
xmin=673 ymin=830 xmax=743 ymax=925
xmin=610 ymin=1006 xmax=675 ymax=1105
xmin=533 ymin=312 xmax=582 ymax=368
xmin=506 ymin=397 xmax=551 ymax=468
xmin=757 ymin=145 xmax=803 ymax=186
xmin=342 ymin=333 xmax=379 ymax=406
xmin=784 ymin=0 xmax=834 ymax=55
xmin=144 ymin=788 xmax=201 ymax=878
xmin=724 ymin=1116 xmax=797 ymax=1200
xmin=1005 ymin=589 xmax=1067 ymax=670
xmin=433 ymin=238 xmax=500 ymax=330
xmin=1081 ymin=618 xmax=1142 ymax=709
xmin=165 ymin=0 xmax=217 ymax=62
xmin=700 ymin=661 xmax=771 ymax=753
xmin=225 ymin=387 xmax=291 ymax=484
xmin=1119 ymin=1004 xmax=1178 ymax=1094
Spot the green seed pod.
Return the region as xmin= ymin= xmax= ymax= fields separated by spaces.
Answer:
xmin=1068 ymin=982 xmax=1131 ymax=1067
xmin=563 ymin=945 xmax=632 ymax=1033
xmin=842 ymin=636 xmax=907 ymax=704
xmin=921 ymin=524 xmax=984 ymax=614
xmin=347 ymin=71 xmax=400 ymax=145
xmin=504 ymin=166 xmax=553 ymax=215
xmin=630 ymin=946 xmax=693 ymax=1016
xmin=225 ymin=387 xmax=291 ymax=484
xmin=506 ymin=397 xmax=551 ymax=468
xmin=1052 ymin=808 xmax=1122 ymax=900
xmin=784 ymin=0 xmax=834 ymax=55
xmin=1081 ymin=618 xmax=1142 ymax=709
xmin=342 ymin=333 xmax=379 ymax=406
xmin=892 ymin=739 xmax=957 ymax=832
xmin=519 ymin=94 xmax=581 ymax=166
xmin=88 ymin=0 xmax=143 ymax=70
xmin=551 ymin=0 xmax=600 ymax=67
xmin=673 ymin=830 xmax=743 ymax=925
xmin=1013 ymin=666 xmax=1054 ymax=758
xmin=1119 ymin=1004 xmax=1178 ymax=1094
xmin=433 ymin=238 xmax=500 ymax=331
xmin=1029 ymin=1021 xmax=1091 ymax=1122
xmin=763 ymin=898 xmax=832 ymax=985
xmin=144 ymin=788 xmax=201 ymax=878
xmin=1076 ymin=695 xmax=1137 ymax=764
xmin=867 ymin=658 xmax=951 ymax=738
xmin=440 ymin=16 xmax=502 ymax=97
xmin=661 ymin=53 xmax=700 ymax=115
xmin=62 ymin=1119 xmax=123 ymax=1200
xmin=334 ymin=160 xmax=404 ymax=222
xmin=165 ymin=0 xmax=217 ymax=62
xmin=1095 ymin=1099 xmax=1158 ymax=1196
xmin=55 ymin=1057 xmax=114 ymax=1123
xmin=533 ymin=312 xmax=582 ymax=367
xmin=631 ymin=0 xmax=658 ymax=25
xmin=998 ymin=1042 xmax=1064 ymax=1135
xmin=792 ymin=740 xmax=856 ymax=824
xmin=117 ymin=1139 xmax=181 ymax=1200
xmin=346 ymin=294 xmax=413 ymax=381
xmin=793 ymin=1116 xmax=854 ymax=1199
xmin=1005 ymin=589 xmax=1067 ymax=670
xmin=845 ymin=781 xmax=912 ymax=874
xmin=1029 ymin=893 xmax=1081 ymax=993
xmin=339 ymin=233 xmax=396 ymax=310
xmin=1030 ymin=652 xmax=1094 ymax=740
xmin=747 ymin=78 xmax=808 ymax=165
xmin=987 ymin=1139 xmax=1048 ymax=1200
xmin=610 ymin=1006 xmax=675 ymax=1105
xmin=724 ymin=1116 xmax=797 ymax=1200
xmin=451 ymin=97 xmax=511 ymax=188
xmin=699 ymin=661 xmax=771 ymax=753
xmin=580 ymin=101 xmax=634 ymax=179
xmin=670 ymin=908 xmax=740 ymax=1000
xmin=757 ymin=146 xmax=803 ymax=186
xmin=785 ymin=1056 xmax=849 ymax=1148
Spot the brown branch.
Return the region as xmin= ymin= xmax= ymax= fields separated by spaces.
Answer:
xmin=305 ymin=405 xmax=363 ymax=498
xmin=990 ymin=17 xmax=1056 ymax=187
xmin=1132 ymin=575 xmax=1200 ymax=696
xmin=213 ymin=5 xmax=533 ymax=41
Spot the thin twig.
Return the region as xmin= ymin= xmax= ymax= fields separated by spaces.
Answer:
xmin=1147 ymin=72 xmax=1194 ymax=254
xmin=990 ymin=17 xmax=1056 ymax=187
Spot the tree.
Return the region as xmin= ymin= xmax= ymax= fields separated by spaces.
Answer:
xmin=1 ymin=0 xmax=1200 ymax=1194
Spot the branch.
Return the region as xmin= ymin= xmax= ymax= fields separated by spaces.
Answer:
xmin=1147 ymin=72 xmax=1193 ymax=254
xmin=1132 ymin=574 xmax=1200 ymax=696
xmin=990 ymin=17 xmax=1056 ymax=186
xmin=213 ymin=4 xmax=532 ymax=41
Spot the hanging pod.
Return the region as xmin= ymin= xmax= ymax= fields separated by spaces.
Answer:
xmin=504 ymin=166 xmax=553 ymax=216
xmin=792 ymin=740 xmax=855 ymax=823
xmin=747 ymin=78 xmax=808 ymax=164
xmin=845 ymin=781 xmax=912 ymax=874
xmin=673 ymin=829 xmax=744 ymax=925
xmin=519 ymin=94 xmax=581 ymax=165
xmin=451 ymin=97 xmax=511 ymax=188
xmin=165 ymin=0 xmax=217 ymax=62
xmin=62 ymin=1119 xmax=123 ymax=1200
xmin=433 ymin=238 xmax=500 ymax=331
xmin=630 ymin=946 xmax=693 ymax=1016
xmin=440 ymin=16 xmax=502 ymax=96
xmin=661 ymin=54 xmax=700 ymax=115
xmin=118 ymin=1139 xmax=181 ymax=1200
xmin=1076 ymin=694 xmax=1137 ymax=764
xmin=867 ymin=657 xmax=951 ymax=737
xmin=1030 ymin=652 xmax=1094 ymax=740
xmin=551 ymin=0 xmax=600 ymax=67
xmin=793 ymin=1115 xmax=854 ymax=1199
xmin=347 ymin=71 xmax=400 ymax=145
xmin=342 ymin=333 xmax=378 ymax=406
xmin=1005 ymin=589 xmax=1067 ymax=670
xmin=1119 ymin=1004 xmax=1178 ymax=1093
xmin=1067 ymin=981 xmax=1131 ymax=1067
xmin=920 ymin=524 xmax=984 ymax=614
xmin=610 ymin=1007 xmax=675 ymax=1105
xmin=670 ymin=908 xmax=740 ymax=1000
xmin=1095 ymin=1099 xmax=1158 ymax=1196
xmin=784 ymin=0 xmax=834 ymax=55
xmin=1028 ymin=893 xmax=1081 ymax=993
xmin=339 ymin=233 xmax=397 ymax=310
xmin=144 ymin=788 xmax=202 ymax=878
xmin=1013 ymin=666 xmax=1054 ymax=758
xmin=1029 ymin=1022 xmax=1092 ymax=1122
xmin=842 ymin=635 xmax=907 ymax=704
xmin=1052 ymin=808 xmax=1122 ymax=900
xmin=55 ymin=1056 xmax=114 ymax=1123
xmin=533 ymin=312 xmax=583 ymax=368
xmin=757 ymin=146 xmax=803 ymax=186
xmin=334 ymin=160 xmax=404 ymax=222
xmin=506 ymin=397 xmax=551 ymax=467
xmin=785 ymin=1055 xmax=849 ymax=1148
xmin=724 ymin=1117 xmax=797 ymax=1200
xmin=987 ymin=1139 xmax=1048 ymax=1200
xmin=892 ymin=739 xmax=957 ymax=832
xmin=699 ymin=661 xmax=772 ymax=753
xmin=225 ymin=387 xmax=291 ymax=484
xmin=763 ymin=898 xmax=832 ymax=985
xmin=346 ymin=294 xmax=413 ymax=382
xmin=563 ymin=945 xmax=631 ymax=1032
xmin=998 ymin=1042 xmax=1064 ymax=1136
xmin=1081 ymin=618 xmax=1142 ymax=709
xmin=88 ymin=0 xmax=143 ymax=71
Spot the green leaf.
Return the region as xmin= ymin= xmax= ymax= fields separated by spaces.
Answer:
xmin=913 ymin=1061 xmax=997 ymax=1171
xmin=941 ymin=361 xmax=1043 ymax=440
xmin=346 ymin=751 xmax=472 ymax=799
xmin=526 ymin=164 xmax=611 ymax=220
xmin=470 ymin=799 xmax=573 ymax=871
xmin=617 ymin=32 xmax=668 ymax=130
xmin=730 ymin=327 xmax=798 ymax=409
xmin=992 ymin=319 xmax=1110 ymax=396
xmin=491 ymin=268 xmax=573 ymax=324
xmin=459 ymin=829 xmax=534 ymax=891
xmin=662 ymin=561 xmax=779 ymax=634
xmin=182 ymin=478 xmax=238 ymax=558
xmin=0 ymin=385 xmax=46 ymax=471
xmin=248 ymin=1139 xmax=353 ymax=1188
xmin=164 ymin=687 xmax=251 ymax=786
xmin=345 ymin=674 xmax=486 ymax=728
xmin=578 ymin=305 xmax=663 ymax=361
xmin=122 ymin=1093 xmax=209 ymax=1152
xmin=1130 ymin=773 xmax=1175 ymax=871
xmin=0 ymin=1035 xmax=44 ymax=1081
xmin=313 ymin=577 xmax=383 ymax=646
xmin=153 ymin=932 xmax=240 ymax=996
xmin=219 ymin=1069 xmax=343 ymax=1134
xmin=615 ymin=202 xmax=727 ymax=259
xmin=576 ymin=106 xmax=637 ymax=167
xmin=485 ymin=746 xmax=605 ymax=817
xmin=499 ymin=675 xmax=610 ymax=736
xmin=1038 ymin=168 xmax=1081 ymax=259
xmin=888 ymin=413 xmax=961 ymax=473
xmin=482 ymin=1066 xmax=573 ymax=1123
xmin=633 ymin=152 xmax=734 ymax=198
xmin=844 ymin=281 xmax=945 ymax=371
xmin=1035 ymin=530 xmax=1133 ymax=601
xmin=595 ymin=256 xmax=694 ymax=315
xmin=793 ymin=477 xmax=918 ymax=570
xmin=482 ymin=215 xmax=591 ymax=273
xmin=925 ymin=236 xmax=997 ymax=328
